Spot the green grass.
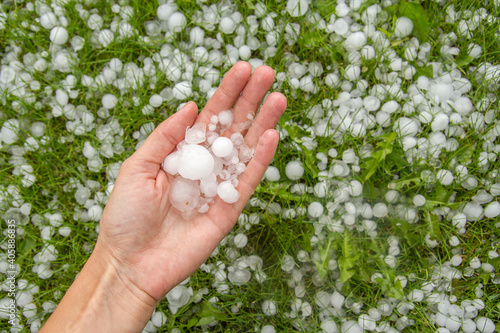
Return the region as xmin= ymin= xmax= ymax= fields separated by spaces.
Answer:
xmin=1 ymin=0 xmax=500 ymax=331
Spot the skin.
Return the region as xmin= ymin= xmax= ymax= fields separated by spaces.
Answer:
xmin=40 ymin=61 xmax=287 ymax=332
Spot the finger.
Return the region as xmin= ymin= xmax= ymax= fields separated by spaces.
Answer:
xmin=207 ymin=129 xmax=279 ymax=233
xmin=243 ymin=92 xmax=287 ymax=148
xmin=197 ymin=61 xmax=253 ymax=124
xmin=133 ymin=101 xmax=198 ymax=170
xmin=226 ymin=65 xmax=275 ymax=136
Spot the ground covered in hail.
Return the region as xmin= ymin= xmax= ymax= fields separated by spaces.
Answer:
xmin=0 ymin=0 xmax=499 ymax=332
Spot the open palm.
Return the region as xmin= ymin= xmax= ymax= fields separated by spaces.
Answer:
xmin=95 ymin=62 xmax=287 ymax=302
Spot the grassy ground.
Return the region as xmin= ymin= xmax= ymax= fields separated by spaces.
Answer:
xmin=0 ymin=0 xmax=499 ymax=331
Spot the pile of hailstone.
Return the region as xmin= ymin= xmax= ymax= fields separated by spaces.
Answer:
xmin=162 ymin=109 xmax=254 ymax=214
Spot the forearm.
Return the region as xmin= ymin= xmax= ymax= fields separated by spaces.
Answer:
xmin=40 ymin=244 xmax=157 ymax=333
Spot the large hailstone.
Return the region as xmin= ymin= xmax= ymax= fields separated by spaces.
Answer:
xmin=178 ymin=145 xmax=214 ymax=180
xmin=166 ymin=285 xmax=193 ymax=315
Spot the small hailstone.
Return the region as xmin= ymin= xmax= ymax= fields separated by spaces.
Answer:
xmin=321 ymin=319 xmax=338 ymax=333
xmin=98 ymin=29 xmax=114 ymax=47
xmin=173 ymin=81 xmax=192 ymax=99
xmin=286 ymin=0 xmax=309 ymax=17
xmin=372 ymin=202 xmax=388 ymax=218
xmin=233 ymin=233 xmax=248 ymax=248
xmin=484 ymin=201 xmax=500 ymax=218
xmin=436 ymin=169 xmax=454 ymax=185
xmin=333 ymin=18 xmax=349 ymax=35
xmin=212 ymin=137 xmax=234 ymax=158
xmin=285 ymin=160 xmax=304 ymax=180
xmin=261 ymin=325 xmax=276 ymax=333
xmin=344 ymin=32 xmax=367 ymax=52
xmin=394 ymin=17 xmax=414 ymax=38
xmin=88 ymin=205 xmax=103 ymax=222
xmin=341 ymin=320 xmax=363 ymax=333
xmin=178 ymin=145 xmax=214 ymax=180
xmin=168 ymin=12 xmax=186 ymax=32
xmin=162 ymin=151 xmax=180 ymax=175
xmin=264 ymin=166 xmax=280 ymax=181
xmin=217 ymin=181 xmax=240 ymax=204
xmin=451 ymin=255 xmax=462 ymax=266
xmin=359 ymin=314 xmax=377 ymax=331
xmin=218 ymin=110 xmax=234 ymax=127
xmin=330 ymin=291 xmax=344 ymax=310
xmin=308 ymin=202 xmax=324 ymax=218
xmin=102 ymin=94 xmax=118 ymax=109
xmin=58 ymin=227 xmax=71 ymax=237
xmin=185 ymin=123 xmax=206 ymax=144
xmin=149 ymin=94 xmax=163 ymax=108
xmin=463 ymin=202 xmax=483 ymax=221
xmin=157 ymin=3 xmax=177 ymax=20
xmin=1 ymin=119 xmax=20 ymax=144
xmin=262 ymin=300 xmax=278 ymax=316
xmin=49 ymin=26 xmax=68 ymax=45
xmin=475 ymin=317 xmax=495 ymax=333
xmin=219 ymin=17 xmax=236 ymax=34
xmin=413 ymin=194 xmax=426 ymax=206
xmin=227 ymin=266 xmax=251 ymax=284
xmin=151 ymin=311 xmax=167 ymax=327
xmin=40 ymin=12 xmax=58 ymax=30
xmin=169 ymin=177 xmax=200 ymax=212
xmin=470 ymin=257 xmax=481 ymax=269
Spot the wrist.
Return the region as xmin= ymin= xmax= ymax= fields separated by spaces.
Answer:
xmin=41 ymin=243 xmax=157 ymax=333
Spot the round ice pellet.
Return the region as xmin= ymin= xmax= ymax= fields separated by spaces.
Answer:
xmin=394 ymin=17 xmax=414 ymax=38
xmin=163 ymin=151 xmax=180 ymax=175
xmin=218 ymin=110 xmax=234 ymax=127
xmin=265 ymin=166 xmax=280 ymax=181
xmin=413 ymin=194 xmax=426 ymax=206
xmin=484 ymin=201 xmax=500 ymax=218
xmin=102 ymin=94 xmax=118 ymax=109
xmin=308 ymin=201 xmax=324 ymax=218
xmin=436 ymin=169 xmax=454 ymax=185
xmin=286 ymin=0 xmax=309 ymax=17
xmin=88 ymin=205 xmax=103 ymax=222
xmin=40 ymin=12 xmax=57 ymax=30
xmin=157 ymin=3 xmax=177 ymax=21
xmin=285 ymin=160 xmax=304 ymax=180
xmin=234 ymin=233 xmax=248 ymax=248
xmin=149 ymin=94 xmax=163 ymax=108
xmin=168 ymin=12 xmax=186 ymax=32
xmin=373 ymin=202 xmax=388 ymax=218
xmin=49 ymin=26 xmax=68 ymax=45
xmin=178 ymin=145 xmax=214 ymax=180
xmin=219 ymin=17 xmax=235 ymax=34
xmin=475 ymin=317 xmax=495 ymax=333
xmin=212 ymin=137 xmax=234 ymax=158
xmin=217 ymin=181 xmax=240 ymax=204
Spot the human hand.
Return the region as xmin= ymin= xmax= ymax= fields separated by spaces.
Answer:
xmin=95 ymin=61 xmax=287 ymax=305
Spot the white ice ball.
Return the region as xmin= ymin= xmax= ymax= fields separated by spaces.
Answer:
xmin=157 ymin=3 xmax=177 ymax=21
xmin=264 ymin=166 xmax=280 ymax=181
xmin=40 ymin=12 xmax=58 ymax=30
xmin=102 ymin=94 xmax=118 ymax=109
xmin=394 ymin=17 xmax=414 ymax=38
xmin=173 ymin=81 xmax=192 ymax=99
xmin=286 ymin=0 xmax=309 ymax=17
xmin=285 ymin=160 xmax=304 ymax=180
xmin=168 ymin=12 xmax=187 ymax=32
xmin=212 ymin=137 xmax=234 ymax=158
xmin=217 ymin=181 xmax=240 ymax=204
xmin=178 ymin=145 xmax=215 ymax=180
xmin=219 ymin=17 xmax=236 ymax=34
xmin=49 ymin=27 xmax=68 ymax=45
